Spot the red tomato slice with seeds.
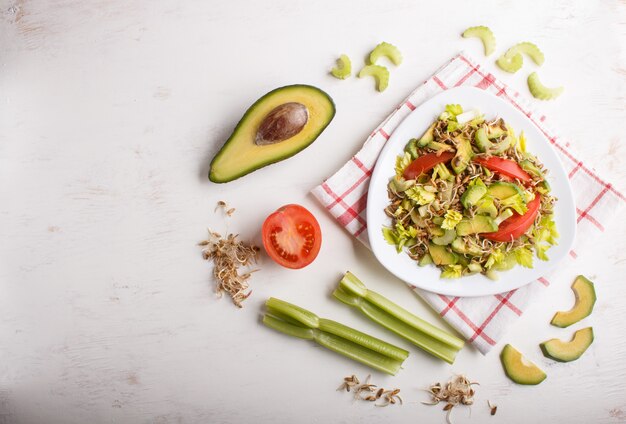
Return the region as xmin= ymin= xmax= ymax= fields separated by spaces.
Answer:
xmin=482 ymin=195 xmax=541 ymax=242
xmin=403 ymin=152 xmax=455 ymax=180
xmin=262 ymin=204 xmax=322 ymax=269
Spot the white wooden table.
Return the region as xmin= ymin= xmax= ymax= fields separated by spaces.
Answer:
xmin=1 ymin=1 xmax=625 ymax=423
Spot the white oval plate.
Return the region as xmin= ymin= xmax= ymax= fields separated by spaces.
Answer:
xmin=367 ymin=86 xmax=576 ymax=297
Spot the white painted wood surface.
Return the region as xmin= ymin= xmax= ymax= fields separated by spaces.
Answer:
xmin=1 ymin=1 xmax=625 ymax=423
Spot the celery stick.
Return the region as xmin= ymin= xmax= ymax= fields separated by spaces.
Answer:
xmin=266 ymin=297 xmax=319 ymax=327
xmin=318 ymin=318 xmax=408 ymax=362
xmin=315 ymin=332 xmax=404 ymax=375
xmin=263 ymin=298 xmax=408 ymax=375
xmin=262 ymin=314 xmax=315 ymax=340
xmin=334 ymin=287 xmax=460 ymax=364
xmin=334 ymin=272 xmax=465 ymax=363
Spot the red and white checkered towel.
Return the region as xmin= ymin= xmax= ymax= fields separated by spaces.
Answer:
xmin=312 ymin=53 xmax=625 ymax=354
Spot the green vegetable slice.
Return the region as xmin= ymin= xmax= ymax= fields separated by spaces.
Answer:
xmin=358 ymin=65 xmax=390 ymax=92
xmin=330 ymin=54 xmax=352 ymax=79
xmin=496 ymin=52 xmax=523 ymax=73
xmin=462 ymin=26 xmax=496 ymax=56
xmin=369 ymin=42 xmax=403 ymax=66
xmin=528 ymin=72 xmax=564 ymax=100
xmin=496 ymin=42 xmax=544 ymax=73
xmin=264 ymin=297 xmax=408 ymax=375
xmin=333 ymin=272 xmax=465 ymax=364
xmin=512 ymin=42 xmax=545 ymax=65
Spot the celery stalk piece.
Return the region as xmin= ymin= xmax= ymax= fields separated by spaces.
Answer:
xmin=330 ymin=54 xmax=352 ymax=79
xmin=369 ymin=42 xmax=403 ymax=66
xmin=263 ymin=297 xmax=408 ymax=375
xmin=262 ymin=315 xmax=315 ymax=340
xmin=527 ymin=72 xmax=563 ymax=100
xmin=333 ymin=272 xmax=465 ymax=364
xmin=462 ymin=26 xmax=496 ymax=56
xmin=358 ymin=65 xmax=390 ymax=92
xmin=318 ymin=318 xmax=408 ymax=362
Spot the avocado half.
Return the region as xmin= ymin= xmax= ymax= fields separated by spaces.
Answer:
xmin=209 ymin=84 xmax=335 ymax=183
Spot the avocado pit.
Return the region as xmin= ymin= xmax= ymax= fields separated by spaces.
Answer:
xmin=255 ymin=102 xmax=309 ymax=145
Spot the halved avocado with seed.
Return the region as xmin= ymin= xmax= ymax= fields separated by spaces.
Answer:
xmin=209 ymin=85 xmax=335 ymax=183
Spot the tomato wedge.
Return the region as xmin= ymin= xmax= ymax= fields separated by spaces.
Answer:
xmin=473 ymin=156 xmax=531 ymax=183
xmin=403 ymin=152 xmax=455 ymax=180
xmin=262 ymin=204 xmax=322 ymax=269
xmin=482 ymin=195 xmax=541 ymax=242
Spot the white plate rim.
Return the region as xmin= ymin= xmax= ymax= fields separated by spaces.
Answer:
xmin=366 ymin=86 xmax=577 ymax=297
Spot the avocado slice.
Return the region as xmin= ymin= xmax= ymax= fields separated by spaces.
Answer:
xmin=432 ymin=228 xmax=456 ymax=246
xmin=519 ymin=160 xmax=544 ymax=179
xmin=461 ymin=184 xmax=487 ymax=209
xmin=540 ymin=327 xmax=594 ymax=362
xmin=451 ymin=237 xmax=483 ymax=256
xmin=551 ymin=275 xmax=596 ymax=328
xmin=456 ymin=215 xmax=498 ymax=236
xmin=451 ymin=136 xmax=474 ymax=174
xmin=428 ymin=243 xmax=459 ymax=265
xmin=209 ymin=85 xmax=335 ymax=183
xmin=500 ymin=344 xmax=547 ymax=385
xmin=417 ymin=122 xmax=436 ymax=147
xmin=486 ymin=181 xmax=524 ymax=200
xmin=425 ymin=141 xmax=454 ymax=152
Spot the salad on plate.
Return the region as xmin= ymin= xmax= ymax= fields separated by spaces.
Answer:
xmin=383 ymin=104 xmax=559 ymax=280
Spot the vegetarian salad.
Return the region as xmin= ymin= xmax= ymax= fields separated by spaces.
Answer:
xmin=383 ymin=104 xmax=559 ymax=279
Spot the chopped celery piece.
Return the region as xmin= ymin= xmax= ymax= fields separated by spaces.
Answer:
xmin=333 ymin=272 xmax=465 ymax=364
xmin=358 ymin=65 xmax=390 ymax=92
xmin=462 ymin=26 xmax=496 ymax=56
xmin=369 ymin=42 xmax=403 ymax=66
xmin=497 ymin=42 xmax=544 ymax=74
xmin=432 ymin=163 xmax=451 ymax=181
xmin=441 ymin=210 xmax=462 ymax=230
xmin=264 ymin=297 xmax=408 ymax=375
xmin=485 ymin=269 xmax=499 ymax=280
xmin=496 ymin=52 xmax=523 ymax=73
xmin=330 ymin=54 xmax=352 ymax=79
xmin=512 ymin=42 xmax=545 ymax=65
xmin=528 ymin=72 xmax=564 ymax=100
xmin=518 ymin=131 xmax=527 ymax=152
xmin=495 ymin=208 xmax=514 ymax=225
xmin=456 ymin=109 xmax=482 ymax=125
xmin=513 ymin=247 xmax=534 ymax=268
xmin=441 ymin=264 xmax=463 ymax=279
xmin=419 ymin=253 xmax=433 ymax=266
xmin=467 ymin=262 xmax=483 ymax=274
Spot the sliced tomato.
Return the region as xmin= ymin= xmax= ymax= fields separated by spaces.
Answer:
xmin=262 ymin=204 xmax=322 ymax=269
xmin=482 ymin=195 xmax=541 ymax=242
xmin=403 ymin=152 xmax=455 ymax=180
xmin=473 ymin=156 xmax=531 ymax=183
